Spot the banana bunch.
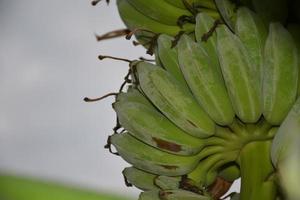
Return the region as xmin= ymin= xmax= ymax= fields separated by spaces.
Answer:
xmin=115 ymin=0 xmax=292 ymax=49
xmin=116 ymin=0 xmax=220 ymax=45
xmin=104 ymin=6 xmax=299 ymax=200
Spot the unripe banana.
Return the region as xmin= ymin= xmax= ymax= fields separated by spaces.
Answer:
xmin=136 ymin=61 xmax=215 ymax=138
xmin=287 ymin=24 xmax=300 ymax=96
xmin=178 ymin=34 xmax=234 ymax=125
xmin=163 ymin=0 xmax=187 ymax=9
xmin=235 ymin=7 xmax=267 ymax=87
xmin=123 ymin=167 xmax=158 ymax=191
xmin=117 ymin=0 xmax=194 ymax=37
xmin=159 ymin=189 xmax=212 ymax=200
xmin=263 ymin=23 xmax=298 ymax=125
xmin=154 ymin=47 xmax=164 ymax=67
xmin=164 ymin=0 xmax=217 ymax=10
xmin=114 ymin=90 xmax=206 ymax=156
xmin=216 ymin=25 xmax=262 ymax=123
xmin=214 ymin=0 xmax=236 ymax=31
xmin=195 ymin=13 xmax=220 ymax=71
xmin=110 ymin=133 xmax=201 ymax=176
xmin=157 ymin=34 xmax=187 ymax=86
xmin=117 ymin=87 xmax=151 ymax=106
xmin=140 ymin=190 xmax=212 ymax=200
xmin=154 ymin=176 xmax=181 ymax=190
xmin=188 ymin=154 xmax=223 ymax=186
xmin=126 ymin=0 xmax=191 ymax=26
xmin=218 ymin=164 xmax=240 ymax=182
xmin=139 ymin=191 xmax=160 ymax=200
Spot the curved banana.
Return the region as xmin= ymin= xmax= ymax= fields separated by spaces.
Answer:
xmin=164 ymin=0 xmax=217 ymax=10
xmin=126 ymin=0 xmax=191 ymax=26
xmin=235 ymin=7 xmax=267 ymax=87
xmin=195 ymin=13 xmax=220 ymax=71
xmin=157 ymin=34 xmax=187 ymax=86
xmin=216 ymin=25 xmax=262 ymax=123
xmin=116 ymin=87 xmax=151 ymax=106
xmin=178 ymin=34 xmax=234 ymax=125
xmin=139 ymin=191 xmax=160 ymax=200
xmin=140 ymin=190 xmax=212 ymax=200
xmin=159 ymin=189 xmax=212 ymax=200
xmin=117 ymin=0 xmax=194 ymax=37
xmin=214 ymin=0 xmax=236 ymax=31
xmin=114 ymin=89 xmax=206 ymax=156
xmin=188 ymin=154 xmax=224 ymax=186
xmin=263 ymin=23 xmax=298 ymax=125
xmin=218 ymin=164 xmax=240 ymax=182
xmin=135 ymin=61 xmax=215 ymax=138
xmin=123 ymin=167 xmax=158 ymax=191
xmin=154 ymin=176 xmax=181 ymax=190
xmin=110 ymin=132 xmax=201 ymax=176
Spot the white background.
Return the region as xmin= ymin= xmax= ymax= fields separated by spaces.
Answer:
xmin=0 ymin=0 xmax=239 ymax=198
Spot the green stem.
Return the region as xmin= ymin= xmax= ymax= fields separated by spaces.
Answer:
xmin=239 ymin=141 xmax=277 ymax=200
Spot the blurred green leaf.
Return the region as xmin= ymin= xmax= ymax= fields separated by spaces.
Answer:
xmin=0 ymin=174 xmax=133 ymax=200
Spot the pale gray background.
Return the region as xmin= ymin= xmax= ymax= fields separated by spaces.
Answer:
xmin=0 ymin=0 xmax=239 ymax=198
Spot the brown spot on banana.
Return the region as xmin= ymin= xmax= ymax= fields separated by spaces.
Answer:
xmin=152 ymin=137 xmax=182 ymax=152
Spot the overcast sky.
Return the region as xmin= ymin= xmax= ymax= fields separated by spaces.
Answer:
xmin=0 ymin=0 xmax=239 ymax=198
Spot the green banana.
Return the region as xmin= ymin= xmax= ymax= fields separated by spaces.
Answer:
xmin=216 ymin=25 xmax=262 ymax=123
xmin=117 ymin=0 xmax=194 ymax=37
xmin=235 ymin=7 xmax=267 ymax=87
xmin=154 ymin=176 xmax=181 ymax=190
xmin=163 ymin=0 xmax=187 ymax=9
xmin=287 ymin=24 xmax=300 ymax=96
xmin=135 ymin=61 xmax=215 ymax=138
xmin=122 ymin=167 xmax=158 ymax=191
xmin=164 ymin=0 xmax=217 ymax=10
xmin=110 ymin=133 xmax=201 ymax=176
xmin=140 ymin=190 xmax=212 ymax=200
xmin=218 ymin=164 xmax=240 ymax=182
xmin=188 ymin=154 xmax=228 ymax=186
xmin=159 ymin=189 xmax=212 ymax=200
xmin=178 ymin=34 xmax=234 ymax=125
xmin=157 ymin=34 xmax=187 ymax=86
xmin=154 ymin=46 xmax=164 ymax=67
xmin=139 ymin=191 xmax=160 ymax=200
xmin=194 ymin=0 xmax=217 ymax=10
xmin=122 ymin=167 xmax=189 ymax=192
xmin=116 ymin=87 xmax=151 ymax=106
xmin=114 ymin=89 xmax=206 ymax=156
xmin=214 ymin=0 xmax=236 ymax=31
xmin=195 ymin=13 xmax=220 ymax=71
xmin=126 ymin=0 xmax=192 ymax=26
xmin=263 ymin=23 xmax=298 ymax=125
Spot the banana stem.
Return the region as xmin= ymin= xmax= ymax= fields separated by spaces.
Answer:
xmin=238 ymin=141 xmax=277 ymax=200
